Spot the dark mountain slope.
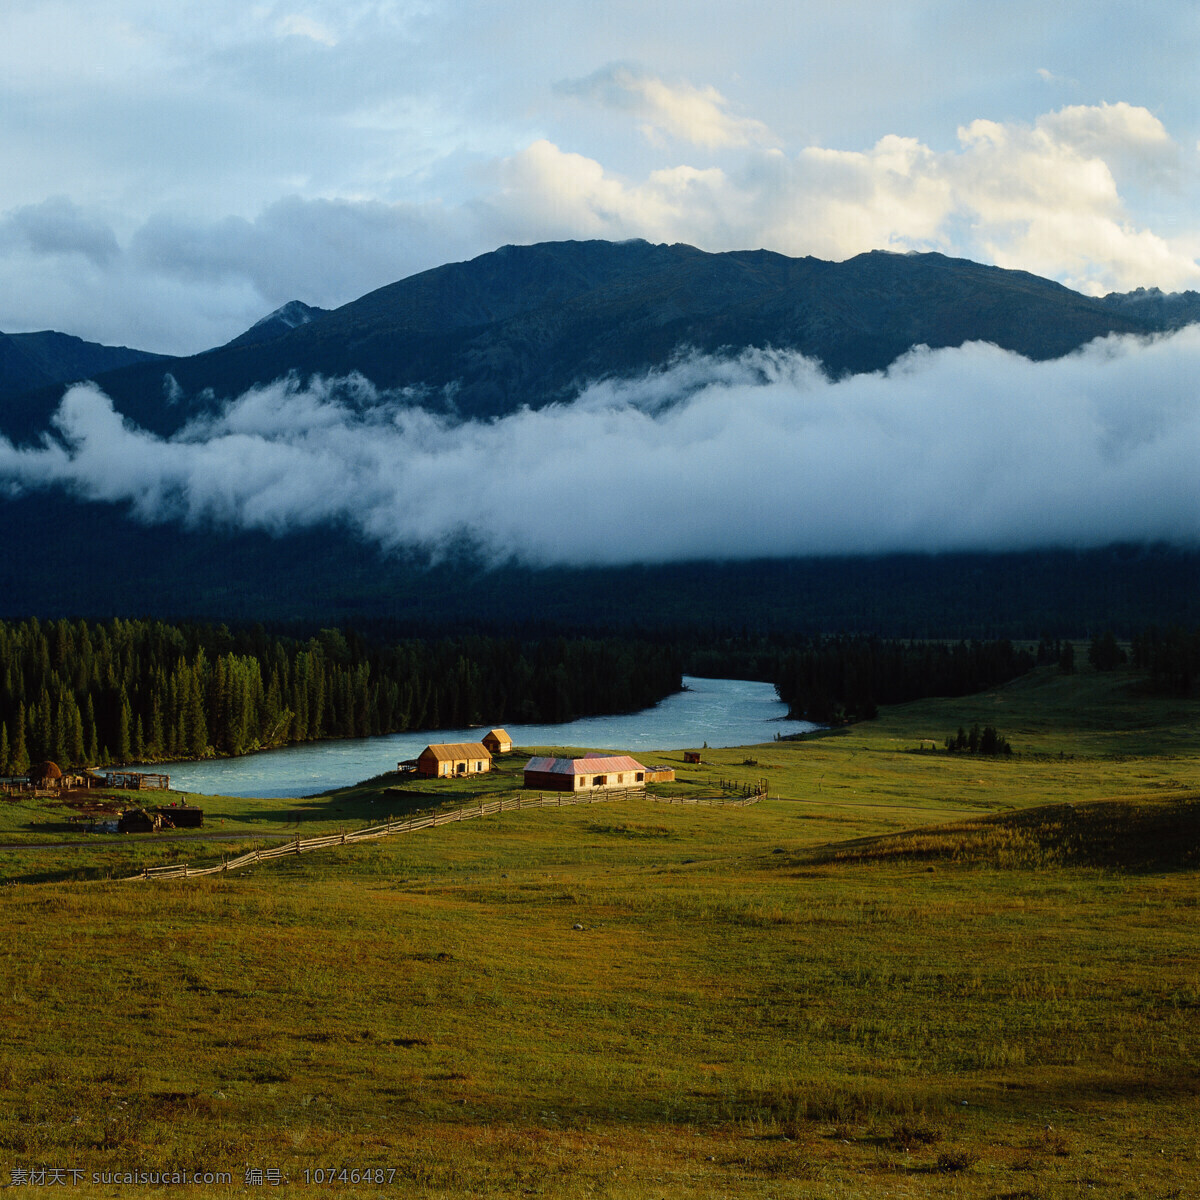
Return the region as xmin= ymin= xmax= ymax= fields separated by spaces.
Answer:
xmin=0 ymin=331 xmax=53 ymax=399
xmin=1098 ymin=286 xmax=1200 ymax=331
xmin=0 ymin=491 xmax=1194 ymax=637
xmin=6 ymin=330 xmax=167 ymax=385
xmin=3 ymin=240 xmax=1153 ymax=440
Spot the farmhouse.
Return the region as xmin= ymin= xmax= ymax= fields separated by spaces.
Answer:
xmin=523 ymin=753 xmax=647 ymax=792
xmin=482 ymin=728 xmax=513 ymax=755
xmin=416 ymin=742 xmax=492 ymax=778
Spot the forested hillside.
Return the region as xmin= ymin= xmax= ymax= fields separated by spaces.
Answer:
xmin=0 ymin=619 xmax=681 ymax=772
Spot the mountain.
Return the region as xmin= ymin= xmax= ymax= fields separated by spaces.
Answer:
xmin=0 ymin=491 xmax=1196 ymax=637
xmin=5 ymin=330 xmax=167 ymax=387
xmin=222 ymin=300 xmax=330 ymax=349
xmin=0 ymin=331 xmax=53 ymax=398
xmin=1097 ymin=286 xmax=1200 ymax=331
xmin=1 ymin=240 xmax=1196 ymax=635
xmin=0 ymin=240 xmax=1159 ymax=440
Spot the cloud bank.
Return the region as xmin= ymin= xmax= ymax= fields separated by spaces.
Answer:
xmin=2 ymin=329 xmax=1198 ymax=565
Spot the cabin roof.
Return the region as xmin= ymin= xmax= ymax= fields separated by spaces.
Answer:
xmin=524 ymin=755 xmax=646 ymax=775
xmin=419 ymin=742 xmax=491 ymax=761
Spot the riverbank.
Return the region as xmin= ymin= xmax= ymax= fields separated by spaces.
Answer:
xmin=132 ymin=676 xmax=812 ymax=799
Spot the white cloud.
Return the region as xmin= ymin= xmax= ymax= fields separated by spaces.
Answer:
xmin=559 ymin=65 xmax=776 ymax=149
xmin=480 ymin=103 xmax=1200 ymax=295
xmin=2 ymin=330 xmax=1198 ymax=564
xmin=274 ymin=14 xmax=340 ymax=46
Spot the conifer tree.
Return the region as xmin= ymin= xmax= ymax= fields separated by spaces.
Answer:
xmin=10 ymin=704 xmax=29 ymax=775
xmin=67 ymin=694 xmax=85 ymax=766
xmin=185 ymin=665 xmax=208 ymax=758
xmin=85 ymin=696 xmax=99 ymax=765
xmin=117 ymin=692 xmax=132 ymax=763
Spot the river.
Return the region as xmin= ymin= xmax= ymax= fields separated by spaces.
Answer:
xmin=145 ymin=676 xmax=815 ymax=799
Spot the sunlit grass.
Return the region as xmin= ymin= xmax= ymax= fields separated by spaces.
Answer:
xmin=0 ymin=662 xmax=1197 ymax=1196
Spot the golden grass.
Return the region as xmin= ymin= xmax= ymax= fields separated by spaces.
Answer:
xmin=0 ymin=663 xmax=1198 ymax=1196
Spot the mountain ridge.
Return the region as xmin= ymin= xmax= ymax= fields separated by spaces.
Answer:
xmin=0 ymin=240 xmax=1165 ymax=441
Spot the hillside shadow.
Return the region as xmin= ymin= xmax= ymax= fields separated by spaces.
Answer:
xmin=795 ymin=795 xmax=1200 ymax=873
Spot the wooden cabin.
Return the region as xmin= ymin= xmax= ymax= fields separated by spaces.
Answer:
xmin=482 ymin=728 xmax=513 ymax=755
xmin=523 ymin=754 xmax=647 ymax=792
xmin=416 ymin=743 xmax=492 ymax=778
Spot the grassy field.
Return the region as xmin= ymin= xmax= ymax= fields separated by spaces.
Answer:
xmin=0 ymin=664 xmax=1197 ymax=1197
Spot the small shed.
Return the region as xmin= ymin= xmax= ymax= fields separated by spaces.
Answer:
xmin=416 ymin=743 xmax=492 ymax=778
xmin=482 ymin=728 xmax=513 ymax=755
xmin=523 ymin=754 xmax=647 ymax=792
xmin=643 ymin=765 xmax=676 ymax=783
xmin=683 ymin=751 xmax=702 ymax=765
xmin=118 ymin=809 xmax=161 ymax=834
xmin=155 ymin=804 xmax=204 ymax=828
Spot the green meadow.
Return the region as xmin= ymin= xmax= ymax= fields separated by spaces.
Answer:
xmin=0 ymin=664 xmax=1197 ymax=1197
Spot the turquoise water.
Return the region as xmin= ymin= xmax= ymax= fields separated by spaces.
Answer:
xmin=147 ymin=676 xmax=813 ymax=799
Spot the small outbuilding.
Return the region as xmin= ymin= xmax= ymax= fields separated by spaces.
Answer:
xmin=683 ymin=751 xmax=702 ymax=764
xmin=523 ymin=754 xmax=647 ymax=792
xmin=482 ymin=728 xmax=513 ymax=755
xmin=643 ymin=765 xmax=676 ymax=783
xmin=118 ymin=809 xmax=161 ymax=834
xmin=155 ymin=804 xmax=204 ymax=828
xmin=416 ymin=743 xmax=492 ymax=778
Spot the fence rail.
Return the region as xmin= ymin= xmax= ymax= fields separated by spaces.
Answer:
xmin=124 ymin=784 xmax=766 ymax=882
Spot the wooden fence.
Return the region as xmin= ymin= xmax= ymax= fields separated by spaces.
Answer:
xmin=125 ymin=783 xmax=766 ymax=882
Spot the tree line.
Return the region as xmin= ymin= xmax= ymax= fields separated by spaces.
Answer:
xmin=944 ymin=724 xmax=1013 ymax=756
xmin=0 ymin=619 xmax=682 ymax=773
xmin=1130 ymin=626 xmax=1200 ymax=695
xmin=765 ymin=636 xmax=1036 ymax=723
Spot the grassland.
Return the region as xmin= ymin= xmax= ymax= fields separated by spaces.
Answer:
xmin=0 ymin=664 xmax=1196 ymax=1197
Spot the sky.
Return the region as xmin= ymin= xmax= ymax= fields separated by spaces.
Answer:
xmin=2 ymin=0 xmax=1200 ymax=356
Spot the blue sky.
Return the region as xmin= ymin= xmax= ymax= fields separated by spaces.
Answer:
xmin=2 ymin=0 xmax=1198 ymax=354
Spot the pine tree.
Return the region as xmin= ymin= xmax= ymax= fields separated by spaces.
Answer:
xmin=84 ymin=696 xmax=99 ymax=765
xmin=67 ymin=694 xmax=85 ymax=766
xmin=10 ymin=704 xmax=29 ymax=775
xmin=116 ymin=692 xmax=132 ymax=763
xmin=185 ymin=664 xmax=208 ymax=758
xmin=32 ymin=690 xmax=53 ymax=764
